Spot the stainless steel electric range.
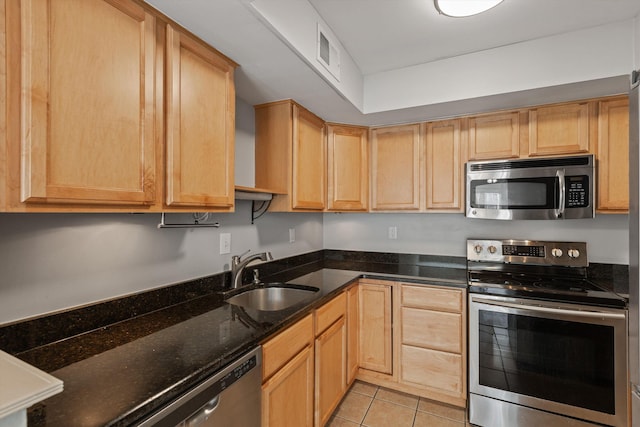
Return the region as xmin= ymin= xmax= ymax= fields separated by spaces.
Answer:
xmin=467 ymin=239 xmax=628 ymax=427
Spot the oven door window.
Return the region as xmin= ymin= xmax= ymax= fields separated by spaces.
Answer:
xmin=478 ymin=310 xmax=615 ymax=414
xmin=469 ymin=177 xmax=557 ymax=209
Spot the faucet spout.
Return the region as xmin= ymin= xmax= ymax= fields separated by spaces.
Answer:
xmin=231 ymin=251 xmax=274 ymax=289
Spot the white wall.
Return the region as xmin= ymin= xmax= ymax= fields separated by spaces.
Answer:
xmin=249 ymin=0 xmax=364 ymax=110
xmin=323 ymin=213 xmax=629 ymax=265
xmin=235 ymin=99 xmax=256 ymax=187
xmin=365 ymin=20 xmax=634 ymax=114
xmin=635 ymin=15 xmax=640 ymax=68
xmin=0 ymin=209 xmax=323 ymax=325
xmin=0 ymin=100 xmax=324 ymax=325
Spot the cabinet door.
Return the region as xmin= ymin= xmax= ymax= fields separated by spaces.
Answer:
xmin=165 ymin=26 xmax=235 ymax=208
xmin=262 ymin=345 xmax=314 ymax=427
xmin=529 ymin=102 xmax=590 ymax=156
xmin=359 ymin=282 xmax=392 ymax=374
xmin=370 ymin=124 xmax=421 ymax=210
xmin=402 ymin=308 xmax=462 ymax=353
xmin=346 ymin=285 xmax=359 ymax=385
xmin=425 ymin=119 xmax=463 ymax=211
xmin=292 ymin=104 xmax=325 ymax=210
xmin=327 ymin=124 xmax=368 ymax=211
xmin=401 ymin=285 xmax=463 ymax=313
xmin=468 ymin=112 xmax=520 ymax=160
xmin=597 ymin=97 xmax=629 ymax=212
xmin=401 ymin=345 xmax=463 ymax=395
xmin=315 ymin=316 xmax=347 ymax=427
xmin=19 ymin=0 xmax=156 ymax=205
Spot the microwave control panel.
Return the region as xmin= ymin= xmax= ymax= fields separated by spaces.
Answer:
xmin=565 ymin=175 xmax=589 ymax=207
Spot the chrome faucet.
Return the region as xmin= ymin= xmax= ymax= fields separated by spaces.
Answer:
xmin=231 ymin=250 xmax=274 ymax=289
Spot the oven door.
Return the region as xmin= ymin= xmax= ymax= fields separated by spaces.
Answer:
xmin=469 ymin=294 xmax=627 ymax=427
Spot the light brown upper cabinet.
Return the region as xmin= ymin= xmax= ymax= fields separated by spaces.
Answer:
xmin=11 ymin=0 xmax=157 ymax=208
xmin=255 ymin=100 xmax=326 ymax=211
xmin=528 ymin=101 xmax=590 ymax=156
xmin=370 ymin=124 xmax=422 ymax=211
xmin=468 ymin=111 xmax=521 ymax=160
xmin=597 ymin=96 xmax=629 ymax=212
xmin=326 ymin=124 xmax=368 ymax=211
xmin=165 ymin=25 xmax=236 ymax=209
xmin=4 ymin=0 xmax=237 ymax=212
xmin=425 ymin=119 xmax=465 ymax=212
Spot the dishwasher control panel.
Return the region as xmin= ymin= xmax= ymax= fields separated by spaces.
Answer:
xmin=219 ymin=355 xmax=258 ymax=392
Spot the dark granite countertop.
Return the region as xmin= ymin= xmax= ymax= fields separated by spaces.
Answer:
xmin=2 ymin=248 xmax=621 ymax=426
xmin=3 ymin=251 xmax=468 ymax=427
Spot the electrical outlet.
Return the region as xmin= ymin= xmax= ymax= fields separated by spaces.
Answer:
xmin=289 ymin=228 xmax=296 ymax=243
xmin=220 ymin=233 xmax=231 ymax=254
xmin=388 ymin=226 xmax=398 ymax=240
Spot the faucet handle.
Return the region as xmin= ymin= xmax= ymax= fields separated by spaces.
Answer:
xmin=235 ymin=249 xmax=251 ymax=262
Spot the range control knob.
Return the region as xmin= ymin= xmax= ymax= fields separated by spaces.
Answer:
xmin=488 ymin=245 xmax=497 ymax=254
xmin=551 ymin=248 xmax=563 ymax=258
xmin=568 ymin=249 xmax=580 ymax=258
xmin=474 ymin=244 xmax=483 ymax=254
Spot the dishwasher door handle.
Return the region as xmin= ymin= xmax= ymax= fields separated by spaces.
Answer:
xmin=186 ymin=396 xmax=221 ymax=427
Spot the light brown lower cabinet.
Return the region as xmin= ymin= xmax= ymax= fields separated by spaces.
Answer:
xmin=398 ymin=284 xmax=467 ymax=406
xmin=261 ymin=314 xmax=314 ymax=427
xmin=315 ymin=316 xmax=347 ymax=426
xmin=346 ymin=284 xmax=359 ymax=384
xmin=262 ymin=280 xmax=466 ymax=427
xmin=358 ymin=281 xmax=393 ymax=375
xmin=262 ymin=345 xmax=314 ymax=427
xmin=262 ymin=289 xmax=356 ymax=427
xmin=355 ymin=279 xmax=467 ymax=408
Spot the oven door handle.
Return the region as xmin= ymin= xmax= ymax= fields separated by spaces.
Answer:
xmin=556 ymin=169 xmax=565 ymax=218
xmin=471 ymin=296 xmax=626 ymax=320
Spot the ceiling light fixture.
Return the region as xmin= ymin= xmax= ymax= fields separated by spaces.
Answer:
xmin=434 ymin=0 xmax=504 ymax=17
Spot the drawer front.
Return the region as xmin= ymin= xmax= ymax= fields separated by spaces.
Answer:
xmin=315 ymin=292 xmax=347 ymax=336
xmin=401 ymin=307 xmax=461 ymax=353
xmin=401 ymin=285 xmax=462 ymax=312
xmin=263 ymin=314 xmax=314 ymax=380
xmin=401 ymin=345 xmax=462 ymax=394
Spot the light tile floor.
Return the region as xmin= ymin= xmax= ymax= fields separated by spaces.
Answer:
xmin=328 ymin=381 xmax=470 ymax=427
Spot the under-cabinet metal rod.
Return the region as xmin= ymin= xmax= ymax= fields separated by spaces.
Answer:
xmin=157 ymin=212 xmax=220 ymax=229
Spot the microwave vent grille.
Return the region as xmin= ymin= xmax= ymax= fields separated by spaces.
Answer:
xmin=469 ymin=155 xmax=592 ymax=172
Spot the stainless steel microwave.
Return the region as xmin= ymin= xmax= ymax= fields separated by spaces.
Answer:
xmin=466 ymin=154 xmax=595 ymax=220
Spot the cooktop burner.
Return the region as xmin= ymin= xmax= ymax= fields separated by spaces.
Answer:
xmin=467 ymin=239 xmax=627 ymax=308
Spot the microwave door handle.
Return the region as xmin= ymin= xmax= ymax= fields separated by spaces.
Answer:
xmin=556 ymin=169 xmax=565 ymax=218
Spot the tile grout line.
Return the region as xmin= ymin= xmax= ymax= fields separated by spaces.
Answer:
xmin=359 ymin=386 xmax=378 ymax=426
xmin=333 ymin=382 xmax=468 ymax=427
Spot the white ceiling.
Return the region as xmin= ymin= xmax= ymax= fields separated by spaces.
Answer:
xmin=308 ymin=0 xmax=640 ymax=75
xmin=146 ymin=0 xmax=640 ymax=125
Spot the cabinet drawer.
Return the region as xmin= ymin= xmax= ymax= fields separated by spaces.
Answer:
xmin=315 ymin=292 xmax=347 ymax=336
xmin=401 ymin=308 xmax=461 ymax=353
xmin=263 ymin=314 xmax=313 ymax=380
xmin=401 ymin=345 xmax=462 ymax=394
xmin=401 ymin=285 xmax=462 ymax=312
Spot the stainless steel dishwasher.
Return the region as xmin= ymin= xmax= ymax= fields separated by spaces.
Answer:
xmin=138 ymin=346 xmax=262 ymax=427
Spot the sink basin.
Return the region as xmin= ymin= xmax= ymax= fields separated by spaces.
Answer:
xmin=226 ymin=285 xmax=320 ymax=311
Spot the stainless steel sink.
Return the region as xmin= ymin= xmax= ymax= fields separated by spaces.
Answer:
xmin=225 ymin=285 xmax=320 ymax=311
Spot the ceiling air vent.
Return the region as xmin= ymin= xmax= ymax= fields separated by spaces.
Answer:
xmin=317 ymin=23 xmax=340 ymax=81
